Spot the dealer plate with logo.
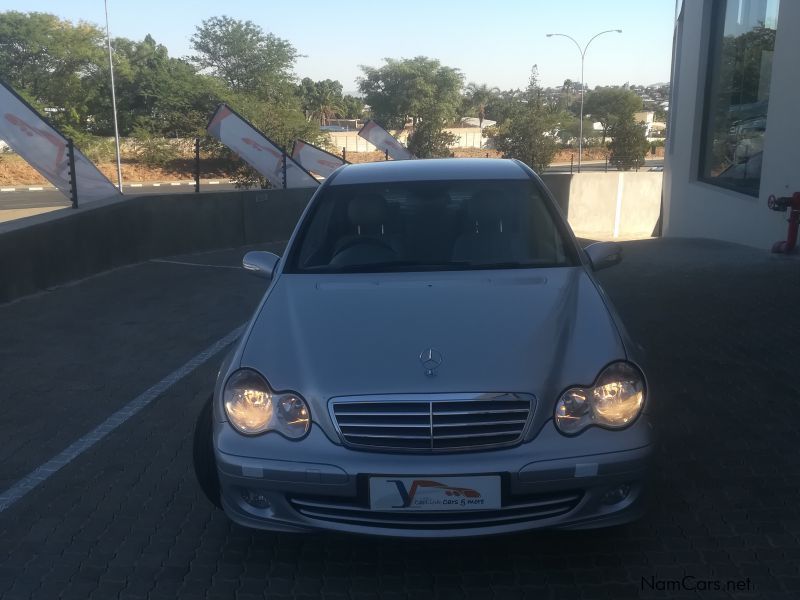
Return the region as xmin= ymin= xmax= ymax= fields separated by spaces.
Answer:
xmin=369 ymin=476 xmax=501 ymax=511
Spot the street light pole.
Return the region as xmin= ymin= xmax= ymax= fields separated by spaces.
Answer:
xmin=546 ymin=29 xmax=622 ymax=172
xmin=104 ymin=0 xmax=123 ymax=192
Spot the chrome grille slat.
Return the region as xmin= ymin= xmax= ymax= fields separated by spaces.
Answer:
xmin=342 ymin=432 xmax=431 ymax=439
xmin=432 ymin=430 xmax=523 ymax=440
xmin=432 ymin=419 xmax=528 ymax=428
xmin=339 ymin=422 xmax=431 ymax=428
xmin=331 ymin=394 xmax=534 ymax=452
xmin=290 ymin=490 xmax=581 ymax=529
xmin=433 ymin=409 xmax=530 ymax=415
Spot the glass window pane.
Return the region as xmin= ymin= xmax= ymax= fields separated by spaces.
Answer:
xmin=700 ymin=0 xmax=780 ymax=196
xmin=285 ymin=180 xmax=575 ymax=274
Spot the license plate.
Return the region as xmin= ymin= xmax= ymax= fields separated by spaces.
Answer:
xmin=369 ymin=475 xmax=501 ymax=511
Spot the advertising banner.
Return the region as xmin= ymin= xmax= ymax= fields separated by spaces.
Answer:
xmin=0 ymin=81 xmax=120 ymax=203
xmin=357 ymin=120 xmax=414 ymax=160
xmin=207 ymin=104 xmax=318 ymax=188
xmin=291 ymin=140 xmax=347 ymax=178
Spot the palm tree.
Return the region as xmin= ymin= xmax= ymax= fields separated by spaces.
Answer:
xmin=465 ymin=82 xmax=500 ymax=131
xmin=310 ymin=86 xmax=344 ymax=126
xmin=301 ymin=79 xmax=345 ymax=126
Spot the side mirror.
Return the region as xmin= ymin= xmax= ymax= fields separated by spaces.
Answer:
xmin=242 ymin=251 xmax=280 ymax=280
xmin=584 ymin=242 xmax=622 ymax=271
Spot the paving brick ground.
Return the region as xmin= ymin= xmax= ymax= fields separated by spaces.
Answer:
xmin=0 ymin=237 xmax=798 ymax=599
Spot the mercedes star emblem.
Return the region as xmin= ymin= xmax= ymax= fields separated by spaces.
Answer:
xmin=419 ymin=348 xmax=443 ymax=376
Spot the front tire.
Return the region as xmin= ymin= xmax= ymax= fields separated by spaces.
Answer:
xmin=193 ymin=396 xmax=222 ymax=509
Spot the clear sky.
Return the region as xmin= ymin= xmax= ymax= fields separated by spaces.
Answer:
xmin=4 ymin=0 xmax=676 ymax=92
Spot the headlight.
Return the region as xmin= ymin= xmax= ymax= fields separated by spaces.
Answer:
xmin=555 ymin=362 xmax=645 ymax=434
xmin=223 ymin=369 xmax=310 ymax=438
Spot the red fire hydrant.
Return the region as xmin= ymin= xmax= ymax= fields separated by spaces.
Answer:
xmin=768 ymin=192 xmax=800 ymax=253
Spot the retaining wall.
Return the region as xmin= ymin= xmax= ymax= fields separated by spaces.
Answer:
xmin=0 ymin=188 xmax=315 ymax=304
xmin=545 ymin=172 xmax=663 ymax=240
xmin=0 ymin=171 xmax=662 ymax=304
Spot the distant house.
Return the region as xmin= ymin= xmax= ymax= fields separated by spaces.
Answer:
xmin=460 ymin=117 xmax=497 ymax=129
xmin=664 ymin=0 xmax=798 ymax=249
xmin=634 ymin=111 xmax=655 ymax=136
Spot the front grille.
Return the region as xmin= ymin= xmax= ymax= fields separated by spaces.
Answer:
xmin=330 ymin=394 xmax=534 ymax=452
xmin=289 ymin=490 xmax=581 ymax=530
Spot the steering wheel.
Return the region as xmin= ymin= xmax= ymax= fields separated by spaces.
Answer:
xmin=333 ymin=236 xmax=396 ymax=258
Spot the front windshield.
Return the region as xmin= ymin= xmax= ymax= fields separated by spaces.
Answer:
xmin=285 ymin=179 xmax=576 ymax=273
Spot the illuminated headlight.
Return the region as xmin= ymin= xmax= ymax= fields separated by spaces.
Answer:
xmin=223 ymin=369 xmax=310 ymax=438
xmin=555 ymin=362 xmax=645 ymax=434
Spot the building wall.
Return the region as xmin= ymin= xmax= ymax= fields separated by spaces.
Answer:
xmin=326 ymin=128 xmax=487 ymax=153
xmin=664 ymin=0 xmax=800 ymax=250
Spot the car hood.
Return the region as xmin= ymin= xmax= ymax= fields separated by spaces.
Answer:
xmin=240 ymin=268 xmax=626 ymax=408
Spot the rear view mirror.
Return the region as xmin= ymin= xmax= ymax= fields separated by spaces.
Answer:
xmin=584 ymin=242 xmax=622 ymax=271
xmin=242 ymin=251 xmax=280 ymax=280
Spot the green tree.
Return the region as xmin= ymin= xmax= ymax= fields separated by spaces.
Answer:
xmin=464 ymin=82 xmax=500 ymax=130
xmin=358 ymin=57 xmax=464 ymax=130
xmin=190 ymin=16 xmax=298 ymax=97
xmin=583 ymin=87 xmax=643 ymax=142
xmin=341 ymin=95 xmax=365 ymax=119
xmin=88 ymin=34 xmax=226 ymax=137
xmin=0 ymin=11 xmax=105 ymax=131
xmin=486 ymin=69 xmax=559 ymax=173
xmin=406 ymin=109 xmax=457 ymax=158
xmin=607 ymin=117 xmax=649 ymax=170
xmin=556 ymin=114 xmax=595 ymax=146
xmin=484 ymin=89 xmax=524 ymax=125
xmin=299 ymin=78 xmax=344 ymax=125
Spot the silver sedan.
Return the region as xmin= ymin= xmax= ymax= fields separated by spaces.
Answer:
xmin=193 ymin=158 xmax=652 ymax=538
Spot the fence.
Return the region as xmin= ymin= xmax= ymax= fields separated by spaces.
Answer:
xmin=326 ymin=127 xmax=487 ymax=153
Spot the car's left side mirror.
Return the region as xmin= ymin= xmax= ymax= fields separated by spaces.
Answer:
xmin=242 ymin=251 xmax=280 ymax=280
xmin=584 ymin=242 xmax=623 ymax=271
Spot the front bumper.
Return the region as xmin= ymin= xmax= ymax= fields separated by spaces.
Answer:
xmin=215 ymin=417 xmax=653 ymax=538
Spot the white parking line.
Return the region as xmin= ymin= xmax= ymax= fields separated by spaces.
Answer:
xmin=208 ymin=181 xmax=220 ymax=185
xmin=0 ymin=188 xmax=15 ymax=192
xmin=170 ymin=182 xmax=181 ymax=186
xmin=0 ymin=325 xmax=244 ymax=513
xmin=28 ymin=187 xmax=43 ymax=191
xmin=130 ymin=183 xmax=143 ymax=188
xmin=153 ymin=183 xmax=161 ymax=187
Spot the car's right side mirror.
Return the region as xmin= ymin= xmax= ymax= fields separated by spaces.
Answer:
xmin=242 ymin=251 xmax=280 ymax=280
xmin=584 ymin=242 xmax=623 ymax=271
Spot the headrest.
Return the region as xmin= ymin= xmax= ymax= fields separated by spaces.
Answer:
xmin=467 ymin=191 xmax=514 ymax=227
xmin=347 ymin=193 xmax=388 ymax=227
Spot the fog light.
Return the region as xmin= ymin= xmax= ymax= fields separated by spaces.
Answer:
xmin=241 ymin=489 xmax=271 ymax=509
xmin=601 ymin=484 xmax=631 ymax=505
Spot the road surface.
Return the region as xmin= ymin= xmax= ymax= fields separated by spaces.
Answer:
xmin=0 ymin=238 xmax=797 ymax=598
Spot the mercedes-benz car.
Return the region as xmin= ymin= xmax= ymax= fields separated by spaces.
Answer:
xmin=193 ymin=158 xmax=653 ymax=537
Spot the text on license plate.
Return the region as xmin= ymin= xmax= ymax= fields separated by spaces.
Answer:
xmin=369 ymin=475 xmax=501 ymax=511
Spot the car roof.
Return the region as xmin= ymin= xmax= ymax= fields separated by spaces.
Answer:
xmin=329 ymin=158 xmax=530 ymax=186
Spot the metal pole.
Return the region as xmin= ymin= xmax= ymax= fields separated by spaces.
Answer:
xmin=67 ymin=139 xmax=78 ymax=209
xmin=546 ymin=30 xmax=622 ymax=175
xmin=570 ymin=154 xmax=574 ymax=174
xmin=385 ymin=149 xmax=389 ymax=161
xmin=194 ymin=138 xmax=200 ymax=193
xmin=578 ymin=55 xmax=584 ymax=173
xmin=342 ymin=147 xmax=347 ymax=162
xmin=282 ymin=152 xmax=287 ymax=189
xmin=104 ymin=0 xmax=123 ymax=192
